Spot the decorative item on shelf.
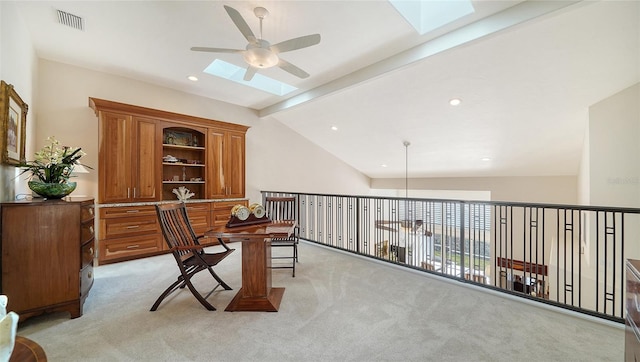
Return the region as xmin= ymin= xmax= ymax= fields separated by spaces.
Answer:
xmin=172 ymin=186 xmax=195 ymax=201
xmin=18 ymin=136 xmax=91 ymax=199
xmin=226 ymin=203 xmax=270 ymax=227
xmin=163 ymin=155 xmax=178 ymax=163
xmin=164 ymin=130 xmax=192 ymax=146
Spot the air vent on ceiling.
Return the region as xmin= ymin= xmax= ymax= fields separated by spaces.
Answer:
xmin=56 ymin=9 xmax=84 ymax=31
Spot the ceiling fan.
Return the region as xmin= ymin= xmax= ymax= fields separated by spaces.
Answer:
xmin=191 ymin=5 xmax=321 ymax=81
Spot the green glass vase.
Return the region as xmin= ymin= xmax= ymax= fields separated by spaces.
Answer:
xmin=28 ymin=181 xmax=77 ymax=199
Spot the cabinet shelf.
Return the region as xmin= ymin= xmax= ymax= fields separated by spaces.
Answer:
xmin=162 ymin=162 xmax=205 ymax=167
xmin=163 ymin=143 xmax=205 ymax=151
xmin=162 ymin=181 xmax=206 ymax=184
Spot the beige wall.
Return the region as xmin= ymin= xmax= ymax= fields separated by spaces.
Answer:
xmin=0 ymin=2 xmax=38 ymax=201
xmin=588 ymin=83 xmax=640 ymax=208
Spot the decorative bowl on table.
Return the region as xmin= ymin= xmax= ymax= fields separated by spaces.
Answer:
xmin=28 ymin=181 xmax=77 ymax=199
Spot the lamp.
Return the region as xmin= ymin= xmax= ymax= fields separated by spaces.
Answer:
xmin=243 ymin=41 xmax=279 ymax=69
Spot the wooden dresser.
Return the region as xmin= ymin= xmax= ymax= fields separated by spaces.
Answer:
xmin=0 ymin=197 xmax=95 ymax=322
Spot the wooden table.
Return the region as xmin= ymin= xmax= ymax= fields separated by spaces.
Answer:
xmin=205 ymin=221 xmax=296 ymax=312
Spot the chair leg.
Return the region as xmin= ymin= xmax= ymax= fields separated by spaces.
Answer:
xmin=183 ymin=276 xmax=216 ymax=311
xmin=206 ymin=267 xmax=233 ymax=290
xmin=150 ymin=277 xmax=185 ymax=311
xmin=151 ymin=267 xmax=217 ymax=311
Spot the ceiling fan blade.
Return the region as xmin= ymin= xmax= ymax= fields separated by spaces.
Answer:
xmin=244 ymin=66 xmax=258 ymax=81
xmin=278 ymin=59 xmax=310 ymax=79
xmin=224 ymin=5 xmax=257 ymax=44
xmin=271 ymin=34 xmax=321 ymax=53
xmin=190 ymin=47 xmax=243 ymax=53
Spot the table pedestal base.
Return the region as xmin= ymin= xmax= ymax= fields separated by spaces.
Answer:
xmin=225 ymin=287 xmax=284 ymax=312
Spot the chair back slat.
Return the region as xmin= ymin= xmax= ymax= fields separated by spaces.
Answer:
xmin=156 ymin=203 xmax=199 ymax=259
xmin=265 ymin=197 xmax=297 ymax=221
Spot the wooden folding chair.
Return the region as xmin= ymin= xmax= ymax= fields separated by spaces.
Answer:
xmin=151 ymin=203 xmax=234 ymax=311
xmin=264 ymin=196 xmax=299 ymax=277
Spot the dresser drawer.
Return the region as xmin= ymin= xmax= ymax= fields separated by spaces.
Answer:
xmin=81 ymin=204 xmax=95 ymax=223
xmin=82 ymin=239 xmax=95 ymax=269
xmin=100 ymin=233 xmax=163 ymax=262
xmin=80 ymin=264 xmax=94 ymax=298
xmin=81 ymin=222 xmax=95 ymax=245
xmin=100 ymin=215 xmax=159 ymax=239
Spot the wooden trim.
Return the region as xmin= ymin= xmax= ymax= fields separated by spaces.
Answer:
xmin=89 ymin=97 xmax=250 ymax=133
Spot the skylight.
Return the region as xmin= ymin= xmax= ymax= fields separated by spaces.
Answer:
xmin=389 ymin=0 xmax=475 ymax=34
xmin=203 ymin=59 xmax=297 ymax=96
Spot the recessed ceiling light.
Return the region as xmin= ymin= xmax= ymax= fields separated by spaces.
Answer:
xmin=381 ymin=164 xmax=388 ymax=168
xmin=331 ymin=126 xmax=338 ymax=131
xmin=449 ymin=98 xmax=461 ymax=106
xmin=481 ymin=157 xmax=491 ymax=161
xmin=187 ymin=75 xmax=198 ymax=81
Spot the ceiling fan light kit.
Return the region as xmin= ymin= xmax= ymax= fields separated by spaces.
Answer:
xmin=244 ymin=40 xmax=279 ymax=69
xmin=191 ymin=5 xmax=321 ymax=81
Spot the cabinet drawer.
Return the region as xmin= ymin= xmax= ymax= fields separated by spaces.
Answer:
xmin=189 ymin=213 xmax=210 ymax=235
xmin=185 ymin=203 xmax=210 ymax=213
xmin=211 ymin=200 xmax=243 ymax=212
xmin=81 ymin=222 xmax=95 ymax=245
xmin=80 ymin=264 xmax=94 ymax=298
xmin=100 ymin=215 xmax=159 ymax=239
xmin=82 ymin=239 xmax=95 ymax=269
xmin=100 ymin=234 xmax=163 ymax=262
xmin=100 ymin=205 xmax=157 ymax=218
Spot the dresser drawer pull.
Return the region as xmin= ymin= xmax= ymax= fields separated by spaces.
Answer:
xmin=89 ymin=226 xmax=94 ymax=234
xmin=126 ymin=210 xmax=140 ymax=213
xmin=126 ymin=225 xmax=140 ymax=229
xmin=89 ymin=208 xmax=94 ymax=215
xmin=126 ymin=245 xmax=140 ymax=249
xmin=88 ymin=247 xmax=94 ymax=257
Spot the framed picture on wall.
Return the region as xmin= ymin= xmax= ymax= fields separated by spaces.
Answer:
xmin=0 ymin=80 xmax=28 ymax=165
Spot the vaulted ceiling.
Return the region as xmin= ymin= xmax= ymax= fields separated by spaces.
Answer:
xmin=14 ymin=1 xmax=640 ymax=178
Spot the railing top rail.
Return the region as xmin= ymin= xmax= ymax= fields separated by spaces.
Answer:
xmin=261 ymin=190 xmax=640 ymax=214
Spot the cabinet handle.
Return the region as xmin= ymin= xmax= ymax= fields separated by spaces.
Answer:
xmin=89 ymin=226 xmax=94 ymax=234
xmin=89 ymin=208 xmax=94 ymax=215
xmin=127 ymin=188 xmax=131 ymax=199
xmin=133 ymin=188 xmax=137 ymax=198
xmin=126 ymin=210 xmax=139 ymax=213
xmin=88 ymin=247 xmax=94 ymax=257
xmin=88 ymin=271 xmax=92 ymax=279
xmin=126 ymin=245 xmax=140 ymax=249
xmin=126 ymin=225 xmax=140 ymax=229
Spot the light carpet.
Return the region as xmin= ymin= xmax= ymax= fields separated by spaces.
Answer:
xmin=17 ymin=241 xmax=623 ymax=361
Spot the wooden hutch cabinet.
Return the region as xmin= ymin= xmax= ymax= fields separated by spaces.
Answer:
xmin=99 ymin=112 xmax=159 ymax=204
xmin=89 ymin=98 xmax=249 ymax=264
xmin=207 ymin=129 xmax=245 ymax=199
xmin=0 ymin=198 xmax=95 ymax=322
